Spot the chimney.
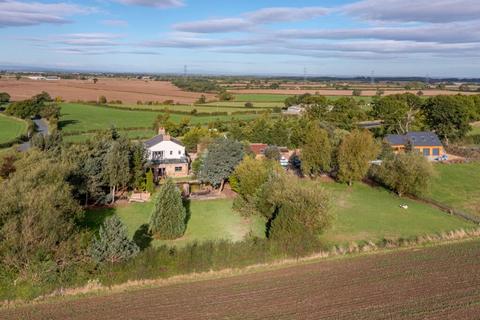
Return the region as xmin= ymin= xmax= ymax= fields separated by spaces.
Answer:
xmin=158 ymin=127 xmax=166 ymax=135
xmin=164 ymin=134 xmax=171 ymax=141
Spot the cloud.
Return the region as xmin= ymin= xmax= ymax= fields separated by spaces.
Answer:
xmin=246 ymin=7 xmax=329 ymax=24
xmin=0 ymin=0 xmax=95 ymax=27
xmin=143 ymin=36 xmax=267 ymax=48
xmin=101 ymin=19 xmax=129 ymax=27
xmin=54 ymin=47 xmax=161 ymax=55
xmin=54 ymin=33 xmax=124 ymax=46
xmin=114 ymin=0 xmax=184 ymax=8
xmin=174 ymin=6 xmax=328 ymax=33
xmin=277 ymin=22 xmax=480 ymax=44
xmin=174 ymin=18 xmax=251 ymax=33
xmin=343 ymin=0 xmax=480 ymax=23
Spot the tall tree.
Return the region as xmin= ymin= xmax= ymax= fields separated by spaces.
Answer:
xmin=301 ymin=123 xmax=332 ymax=176
xmin=149 ymin=179 xmax=186 ymax=239
xmin=200 ymin=138 xmax=244 ymax=190
xmin=371 ymin=93 xmax=423 ymax=134
xmin=105 ymin=138 xmax=131 ymax=204
xmin=422 ymin=96 xmax=472 ymax=144
xmin=336 ymin=130 xmax=379 ymax=185
xmin=90 ymin=215 xmax=139 ymax=264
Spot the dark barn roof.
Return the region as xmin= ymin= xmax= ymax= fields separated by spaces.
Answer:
xmin=144 ymin=135 xmax=183 ymax=148
xmin=386 ymin=132 xmax=443 ymax=147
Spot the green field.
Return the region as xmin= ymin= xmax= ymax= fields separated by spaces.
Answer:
xmin=85 ymin=199 xmax=266 ymax=248
xmin=0 ymin=114 xmax=27 ymax=144
xmin=427 ymin=163 xmax=480 ymax=217
xmin=319 ymin=182 xmax=473 ymax=245
xmin=108 ymin=103 xmax=252 ymax=113
xmin=63 ymin=129 xmax=157 ymax=143
xmin=202 ymin=101 xmax=282 ymax=108
xmin=60 ymin=103 xmax=260 ymax=135
xmin=234 ymin=94 xmax=293 ymax=102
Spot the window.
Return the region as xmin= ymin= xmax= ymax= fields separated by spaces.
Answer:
xmin=152 ymin=151 xmax=164 ymax=160
xmin=432 ymin=148 xmax=440 ymax=156
xmin=423 ymin=148 xmax=431 ymax=156
xmin=175 ymin=167 xmax=183 ymax=172
xmin=170 ymin=151 xmax=173 ymax=155
xmin=178 ymin=150 xmax=181 ymax=155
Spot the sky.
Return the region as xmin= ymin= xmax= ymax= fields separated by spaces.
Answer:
xmin=0 ymin=0 xmax=480 ymax=77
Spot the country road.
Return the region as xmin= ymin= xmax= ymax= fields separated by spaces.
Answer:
xmin=2 ymin=240 xmax=480 ymax=320
xmin=18 ymin=118 xmax=48 ymax=152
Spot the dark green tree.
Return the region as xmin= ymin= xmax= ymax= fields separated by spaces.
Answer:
xmin=422 ymin=96 xmax=472 ymax=144
xmin=145 ymin=168 xmax=155 ymax=193
xmin=90 ymin=215 xmax=139 ymax=264
xmin=149 ymin=179 xmax=186 ymax=239
xmin=200 ymin=138 xmax=244 ymax=190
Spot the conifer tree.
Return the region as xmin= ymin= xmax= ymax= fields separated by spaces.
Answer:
xmin=145 ymin=168 xmax=155 ymax=193
xmin=90 ymin=215 xmax=139 ymax=264
xmin=149 ymin=179 xmax=186 ymax=239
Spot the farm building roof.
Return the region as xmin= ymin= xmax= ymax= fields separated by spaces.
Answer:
xmin=144 ymin=135 xmax=183 ymax=148
xmin=386 ymin=132 xmax=443 ymax=147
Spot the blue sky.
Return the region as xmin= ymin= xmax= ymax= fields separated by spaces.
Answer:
xmin=1 ymin=0 xmax=479 ymax=77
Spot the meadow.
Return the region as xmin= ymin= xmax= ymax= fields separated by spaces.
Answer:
xmin=59 ymin=103 xmax=260 ymax=137
xmin=427 ymin=163 xmax=480 ymax=217
xmin=108 ymin=103 xmax=254 ymax=113
xmin=85 ymin=199 xmax=266 ymax=248
xmin=0 ymin=114 xmax=27 ymax=144
xmin=319 ymin=181 xmax=473 ymax=245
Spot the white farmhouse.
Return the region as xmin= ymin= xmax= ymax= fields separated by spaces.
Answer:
xmin=144 ymin=128 xmax=189 ymax=179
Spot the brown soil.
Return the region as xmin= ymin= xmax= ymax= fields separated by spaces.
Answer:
xmin=229 ymin=88 xmax=477 ymax=97
xmin=3 ymin=240 xmax=480 ymax=320
xmin=0 ymin=78 xmax=215 ymax=104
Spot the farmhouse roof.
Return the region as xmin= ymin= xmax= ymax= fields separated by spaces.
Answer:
xmin=385 ymin=132 xmax=443 ymax=147
xmin=144 ymin=135 xmax=183 ymax=148
xmin=249 ymin=143 xmax=268 ymax=155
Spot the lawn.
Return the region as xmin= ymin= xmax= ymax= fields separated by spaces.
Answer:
xmin=469 ymin=122 xmax=480 ymax=136
xmin=85 ymin=199 xmax=266 ymax=248
xmin=318 ymin=182 xmax=473 ymax=245
xmin=427 ymin=163 xmax=480 ymax=217
xmin=0 ymin=113 xmax=27 ymax=144
xmin=59 ymin=103 xmax=260 ymax=135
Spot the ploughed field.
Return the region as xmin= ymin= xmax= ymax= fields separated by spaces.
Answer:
xmin=0 ymin=78 xmax=215 ymax=104
xmin=4 ymin=239 xmax=480 ymax=320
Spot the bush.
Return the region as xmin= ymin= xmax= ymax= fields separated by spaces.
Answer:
xmin=257 ymin=173 xmax=332 ymax=240
xmin=90 ymin=215 xmax=140 ymax=264
xmin=371 ymin=152 xmax=434 ymax=197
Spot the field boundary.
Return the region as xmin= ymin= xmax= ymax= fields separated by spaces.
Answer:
xmin=2 ymin=227 xmax=480 ymax=310
xmin=417 ymin=196 xmax=480 ymax=224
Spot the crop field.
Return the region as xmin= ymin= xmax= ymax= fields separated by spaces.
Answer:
xmin=4 ymin=239 xmax=480 ymax=320
xmin=0 ymin=78 xmax=215 ymax=104
xmin=427 ymin=163 xmax=480 ymax=217
xmin=319 ymin=182 xmax=473 ymax=244
xmin=85 ymin=199 xmax=265 ymax=248
xmin=59 ymin=103 xmax=260 ymax=136
xmin=234 ymin=93 xmax=294 ymax=102
xmin=0 ymin=114 xmax=27 ymax=144
xmin=229 ymin=88 xmax=479 ymax=97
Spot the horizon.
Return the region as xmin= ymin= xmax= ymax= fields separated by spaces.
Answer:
xmin=1 ymin=0 xmax=480 ymax=77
